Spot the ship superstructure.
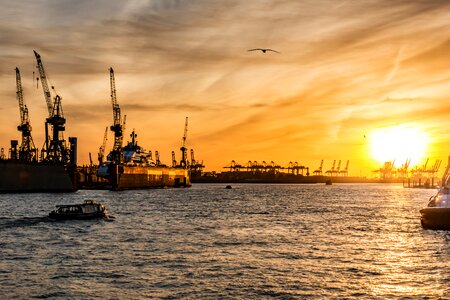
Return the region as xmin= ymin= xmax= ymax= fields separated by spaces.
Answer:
xmin=96 ymin=68 xmax=190 ymax=190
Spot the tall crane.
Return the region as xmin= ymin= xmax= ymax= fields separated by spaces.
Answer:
xmin=179 ymin=117 xmax=188 ymax=168
xmin=325 ymin=160 xmax=336 ymax=176
xmin=15 ymin=67 xmax=37 ymax=162
xmin=98 ymin=127 xmax=108 ymax=165
xmin=172 ymin=151 xmax=177 ymax=167
xmin=34 ymin=50 xmax=68 ymax=164
xmin=155 ymin=150 xmax=161 ymax=166
xmin=313 ymin=160 xmax=323 ymax=176
xmin=190 ymin=149 xmax=196 ymax=166
xmin=336 ymin=160 xmax=342 ymax=176
xmin=108 ymin=68 xmax=124 ymax=163
xmin=340 ymin=160 xmax=349 ymax=176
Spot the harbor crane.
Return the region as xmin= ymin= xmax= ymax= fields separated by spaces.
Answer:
xmin=34 ymin=50 xmax=69 ymax=164
xmin=155 ymin=150 xmax=161 ymax=166
xmin=397 ymin=159 xmax=411 ymax=178
xmin=98 ymin=127 xmax=108 ymax=165
xmin=180 ymin=117 xmax=188 ymax=168
xmin=189 ymin=149 xmax=204 ymax=176
xmin=340 ymin=160 xmax=349 ymax=176
xmin=190 ymin=149 xmax=196 ymax=166
xmin=15 ymin=67 xmax=37 ymax=162
xmin=325 ymin=160 xmax=336 ymax=176
xmin=336 ymin=160 xmax=342 ymax=176
xmin=172 ymin=151 xmax=177 ymax=167
xmin=108 ymin=67 xmax=125 ymax=163
xmin=313 ymin=160 xmax=323 ymax=176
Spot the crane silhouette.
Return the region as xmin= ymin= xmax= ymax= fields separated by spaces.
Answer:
xmin=248 ymin=48 xmax=280 ymax=54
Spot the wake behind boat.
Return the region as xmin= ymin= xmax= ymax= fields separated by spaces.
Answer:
xmin=420 ymin=157 xmax=450 ymax=230
xmin=49 ymin=200 xmax=110 ymax=220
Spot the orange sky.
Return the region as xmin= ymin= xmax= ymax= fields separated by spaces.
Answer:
xmin=1 ymin=1 xmax=450 ymax=175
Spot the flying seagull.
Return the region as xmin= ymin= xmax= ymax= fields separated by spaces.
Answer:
xmin=248 ymin=48 xmax=280 ymax=54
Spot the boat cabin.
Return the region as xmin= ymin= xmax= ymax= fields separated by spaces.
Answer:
xmin=49 ymin=200 xmax=106 ymax=220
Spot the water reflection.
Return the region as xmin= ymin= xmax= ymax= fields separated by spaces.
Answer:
xmin=0 ymin=184 xmax=449 ymax=299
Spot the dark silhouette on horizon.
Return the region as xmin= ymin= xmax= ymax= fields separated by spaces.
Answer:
xmin=248 ymin=48 xmax=280 ymax=54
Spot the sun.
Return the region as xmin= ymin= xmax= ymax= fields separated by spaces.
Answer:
xmin=368 ymin=125 xmax=430 ymax=166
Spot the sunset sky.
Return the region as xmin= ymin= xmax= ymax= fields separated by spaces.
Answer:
xmin=1 ymin=1 xmax=450 ymax=175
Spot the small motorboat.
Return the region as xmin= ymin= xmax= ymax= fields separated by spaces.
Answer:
xmin=420 ymin=158 xmax=450 ymax=230
xmin=49 ymin=200 xmax=109 ymax=220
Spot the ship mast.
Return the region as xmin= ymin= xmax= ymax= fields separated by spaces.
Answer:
xmin=15 ymin=67 xmax=37 ymax=162
xmin=34 ymin=50 xmax=69 ymax=164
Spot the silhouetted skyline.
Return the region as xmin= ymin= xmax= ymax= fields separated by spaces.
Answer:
xmin=1 ymin=1 xmax=450 ymax=174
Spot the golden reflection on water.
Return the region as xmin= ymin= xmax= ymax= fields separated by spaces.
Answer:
xmin=1 ymin=184 xmax=449 ymax=299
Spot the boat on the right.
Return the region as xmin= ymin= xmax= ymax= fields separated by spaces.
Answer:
xmin=420 ymin=157 xmax=450 ymax=230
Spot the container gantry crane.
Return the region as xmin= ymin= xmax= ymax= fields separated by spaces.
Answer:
xmin=180 ymin=117 xmax=188 ymax=168
xmin=15 ymin=67 xmax=37 ymax=162
xmin=34 ymin=50 xmax=69 ymax=164
xmin=313 ymin=160 xmax=323 ymax=176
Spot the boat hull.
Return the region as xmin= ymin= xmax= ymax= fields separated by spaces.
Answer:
xmin=420 ymin=207 xmax=450 ymax=230
xmin=111 ymin=164 xmax=190 ymax=191
xmin=0 ymin=160 xmax=77 ymax=193
xmin=49 ymin=211 xmax=106 ymax=220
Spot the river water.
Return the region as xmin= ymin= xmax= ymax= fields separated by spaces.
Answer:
xmin=0 ymin=183 xmax=449 ymax=299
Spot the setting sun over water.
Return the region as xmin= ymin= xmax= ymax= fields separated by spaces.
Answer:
xmin=369 ymin=125 xmax=430 ymax=167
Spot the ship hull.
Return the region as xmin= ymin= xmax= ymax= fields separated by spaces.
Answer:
xmin=420 ymin=207 xmax=450 ymax=230
xmin=111 ymin=164 xmax=190 ymax=191
xmin=0 ymin=160 xmax=77 ymax=193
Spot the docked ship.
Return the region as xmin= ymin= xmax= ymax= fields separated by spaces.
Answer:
xmin=0 ymin=52 xmax=77 ymax=193
xmin=96 ymin=68 xmax=190 ymax=191
xmin=0 ymin=151 xmax=77 ymax=193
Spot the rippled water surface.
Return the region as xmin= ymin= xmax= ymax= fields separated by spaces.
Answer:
xmin=1 ymin=183 xmax=449 ymax=299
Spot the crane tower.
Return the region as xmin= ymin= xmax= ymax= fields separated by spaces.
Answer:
xmin=15 ymin=67 xmax=37 ymax=162
xmin=108 ymin=67 xmax=124 ymax=164
xmin=180 ymin=117 xmax=188 ymax=168
xmin=33 ymin=50 xmax=69 ymax=164
xmin=98 ymin=126 xmax=108 ymax=165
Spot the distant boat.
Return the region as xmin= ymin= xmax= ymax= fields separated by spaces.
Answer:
xmin=325 ymin=180 xmax=332 ymax=185
xmin=49 ymin=200 xmax=109 ymax=220
xmin=225 ymin=185 xmax=232 ymax=189
xmin=420 ymin=157 xmax=450 ymax=230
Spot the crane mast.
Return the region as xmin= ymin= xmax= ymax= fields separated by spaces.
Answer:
xmin=33 ymin=50 xmax=53 ymax=116
xmin=34 ymin=50 xmax=69 ymax=164
xmin=15 ymin=67 xmax=36 ymax=162
xmin=180 ymin=117 xmax=188 ymax=168
xmin=98 ymin=126 xmax=108 ymax=165
xmin=108 ymin=68 xmax=124 ymax=163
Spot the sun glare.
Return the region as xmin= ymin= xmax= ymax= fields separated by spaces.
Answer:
xmin=369 ymin=125 xmax=429 ymax=166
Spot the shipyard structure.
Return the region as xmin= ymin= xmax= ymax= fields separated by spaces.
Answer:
xmin=1 ymin=53 xmax=194 ymax=192
xmin=192 ymin=159 xmax=365 ymax=184
xmin=373 ymin=159 xmax=442 ymax=188
xmin=0 ymin=52 xmax=77 ymax=192
xmin=192 ymin=159 xmax=442 ymax=186
xmin=81 ymin=68 xmax=191 ymax=191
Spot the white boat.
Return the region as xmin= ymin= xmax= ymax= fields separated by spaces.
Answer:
xmin=49 ymin=200 xmax=108 ymax=220
xmin=420 ymin=157 xmax=450 ymax=230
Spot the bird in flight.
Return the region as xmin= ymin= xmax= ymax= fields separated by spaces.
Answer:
xmin=248 ymin=48 xmax=280 ymax=54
